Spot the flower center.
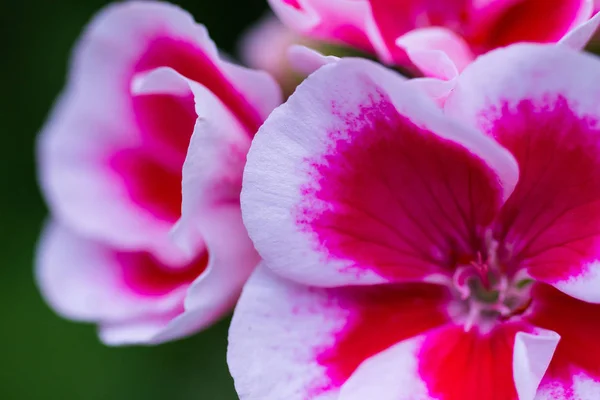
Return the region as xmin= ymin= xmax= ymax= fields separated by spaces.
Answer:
xmin=451 ymin=235 xmax=533 ymax=332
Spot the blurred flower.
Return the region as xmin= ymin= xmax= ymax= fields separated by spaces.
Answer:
xmin=37 ymin=222 xmax=252 ymax=345
xmin=36 ymin=1 xmax=280 ymax=345
xmin=229 ymin=44 xmax=600 ymax=399
xmin=238 ymin=13 xmax=304 ymax=95
xmin=267 ymin=0 xmax=594 ymax=75
xmin=238 ymin=13 xmax=367 ymax=97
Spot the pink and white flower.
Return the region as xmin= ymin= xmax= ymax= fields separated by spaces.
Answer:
xmin=36 ymin=1 xmax=280 ymax=344
xmin=268 ymin=0 xmax=594 ymax=73
xmin=229 ymin=44 xmax=600 ymax=399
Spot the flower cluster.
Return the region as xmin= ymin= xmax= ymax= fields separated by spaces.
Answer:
xmin=37 ymin=0 xmax=600 ymax=398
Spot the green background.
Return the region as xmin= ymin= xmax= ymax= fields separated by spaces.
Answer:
xmin=1 ymin=1 xmax=267 ymax=398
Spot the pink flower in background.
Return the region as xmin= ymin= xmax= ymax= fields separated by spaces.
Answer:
xmin=229 ymin=44 xmax=600 ymax=399
xmin=239 ymin=13 xmax=303 ymax=94
xmin=36 ymin=1 xmax=280 ymax=344
xmin=238 ymin=13 xmax=343 ymax=96
xmin=268 ymin=0 xmax=593 ymax=73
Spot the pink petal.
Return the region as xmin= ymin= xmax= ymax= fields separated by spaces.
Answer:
xmin=131 ymin=207 xmax=259 ymax=344
xmin=287 ymin=45 xmax=340 ymax=76
xmin=513 ymin=329 xmax=560 ymax=400
xmin=99 ymin=300 xmax=238 ymax=346
xmin=367 ymin=0 xmax=467 ymax=64
xmin=405 ymin=75 xmax=458 ymax=107
xmin=218 ymin=60 xmax=282 ymax=125
xmin=270 ymin=0 xmax=592 ymax=69
xmin=172 ymin=207 xmax=260 ymax=333
xmin=337 ymin=336 xmax=436 ymax=400
xmin=467 ymin=0 xmax=592 ymax=50
xmin=228 ymin=265 xmax=451 ymax=399
xmin=525 ymin=284 xmax=600 ymax=398
xmin=39 ymin=1 xmax=273 ymax=255
xmin=396 ymin=27 xmax=474 ymax=79
xmin=36 ymin=222 xmax=199 ymax=324
xmin=169 ymin=73 xmax=250 ymax=256
xmin=445 ymin=44 xmax=600 ymax=302
xmin=559 ymin=11 xmax=600 ymax=50
xmin=109 ymin=87 xmax=195 ymax=224
xmin=422 ymin=323 xmax=532 ymax=400
xmin=99 ymin=310 xmax=182 ymax=346
xmin=162 ymin=194 xmax=260 ymax=344
xmin=267 ymin=0 xmax=373 ymax=53
xmin=132 ymin=65 xmax=274 ymax=273
xmin=242 ymin=58 xmax=517 ymax=287
xmin=37 ymin=219 xmax=251 ymax=345
xmin=340 ymin=323 xmax=530 ymax=400
xmin=535 ymin=378 xmax=600 ymax=399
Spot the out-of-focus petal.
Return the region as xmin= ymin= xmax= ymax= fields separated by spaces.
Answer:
xmin=367 ymin=0 xmax=467 ymax=64
xmin=287 ymin=45 xmax=340 ymax=76
xmin=559 ymin=11 xmax=600 ymax=49
xmin=36 ymin=222 xmax=199 ymax=325
xmin=38 ymin=218 xmax=254 ymax=346
xmin=239 ymin=13 xmax=301 ymax=87
xmin=267 ymin=0 xmax=373 ymax=53
xmin=39 ymin=1 xmax=274 ymax=257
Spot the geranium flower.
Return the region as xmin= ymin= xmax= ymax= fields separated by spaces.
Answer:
xmin=229 ymin=44 xmax=600 ymax=399
xmin=36 ymin=1 xmax=280 ymax=344
xmin=267 ymin=0 xmax=594 ymax=73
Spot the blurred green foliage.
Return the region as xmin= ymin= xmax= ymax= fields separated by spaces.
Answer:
xmin=1 ymin=1 xmax=267 ymax=398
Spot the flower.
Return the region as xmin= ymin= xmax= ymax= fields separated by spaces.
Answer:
xmin=229 ymin=44 xmax=600 ymax=399
xmin=36 ymin=1 xmax=280 ymax=345
xmin=267 ymin=0 xmax=593 ymax=73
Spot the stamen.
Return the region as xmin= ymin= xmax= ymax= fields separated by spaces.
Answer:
xmin=451 ymin=237 xmax=533 ymax=331
xmin=470 ymin=252 xmax=490 ymax=289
